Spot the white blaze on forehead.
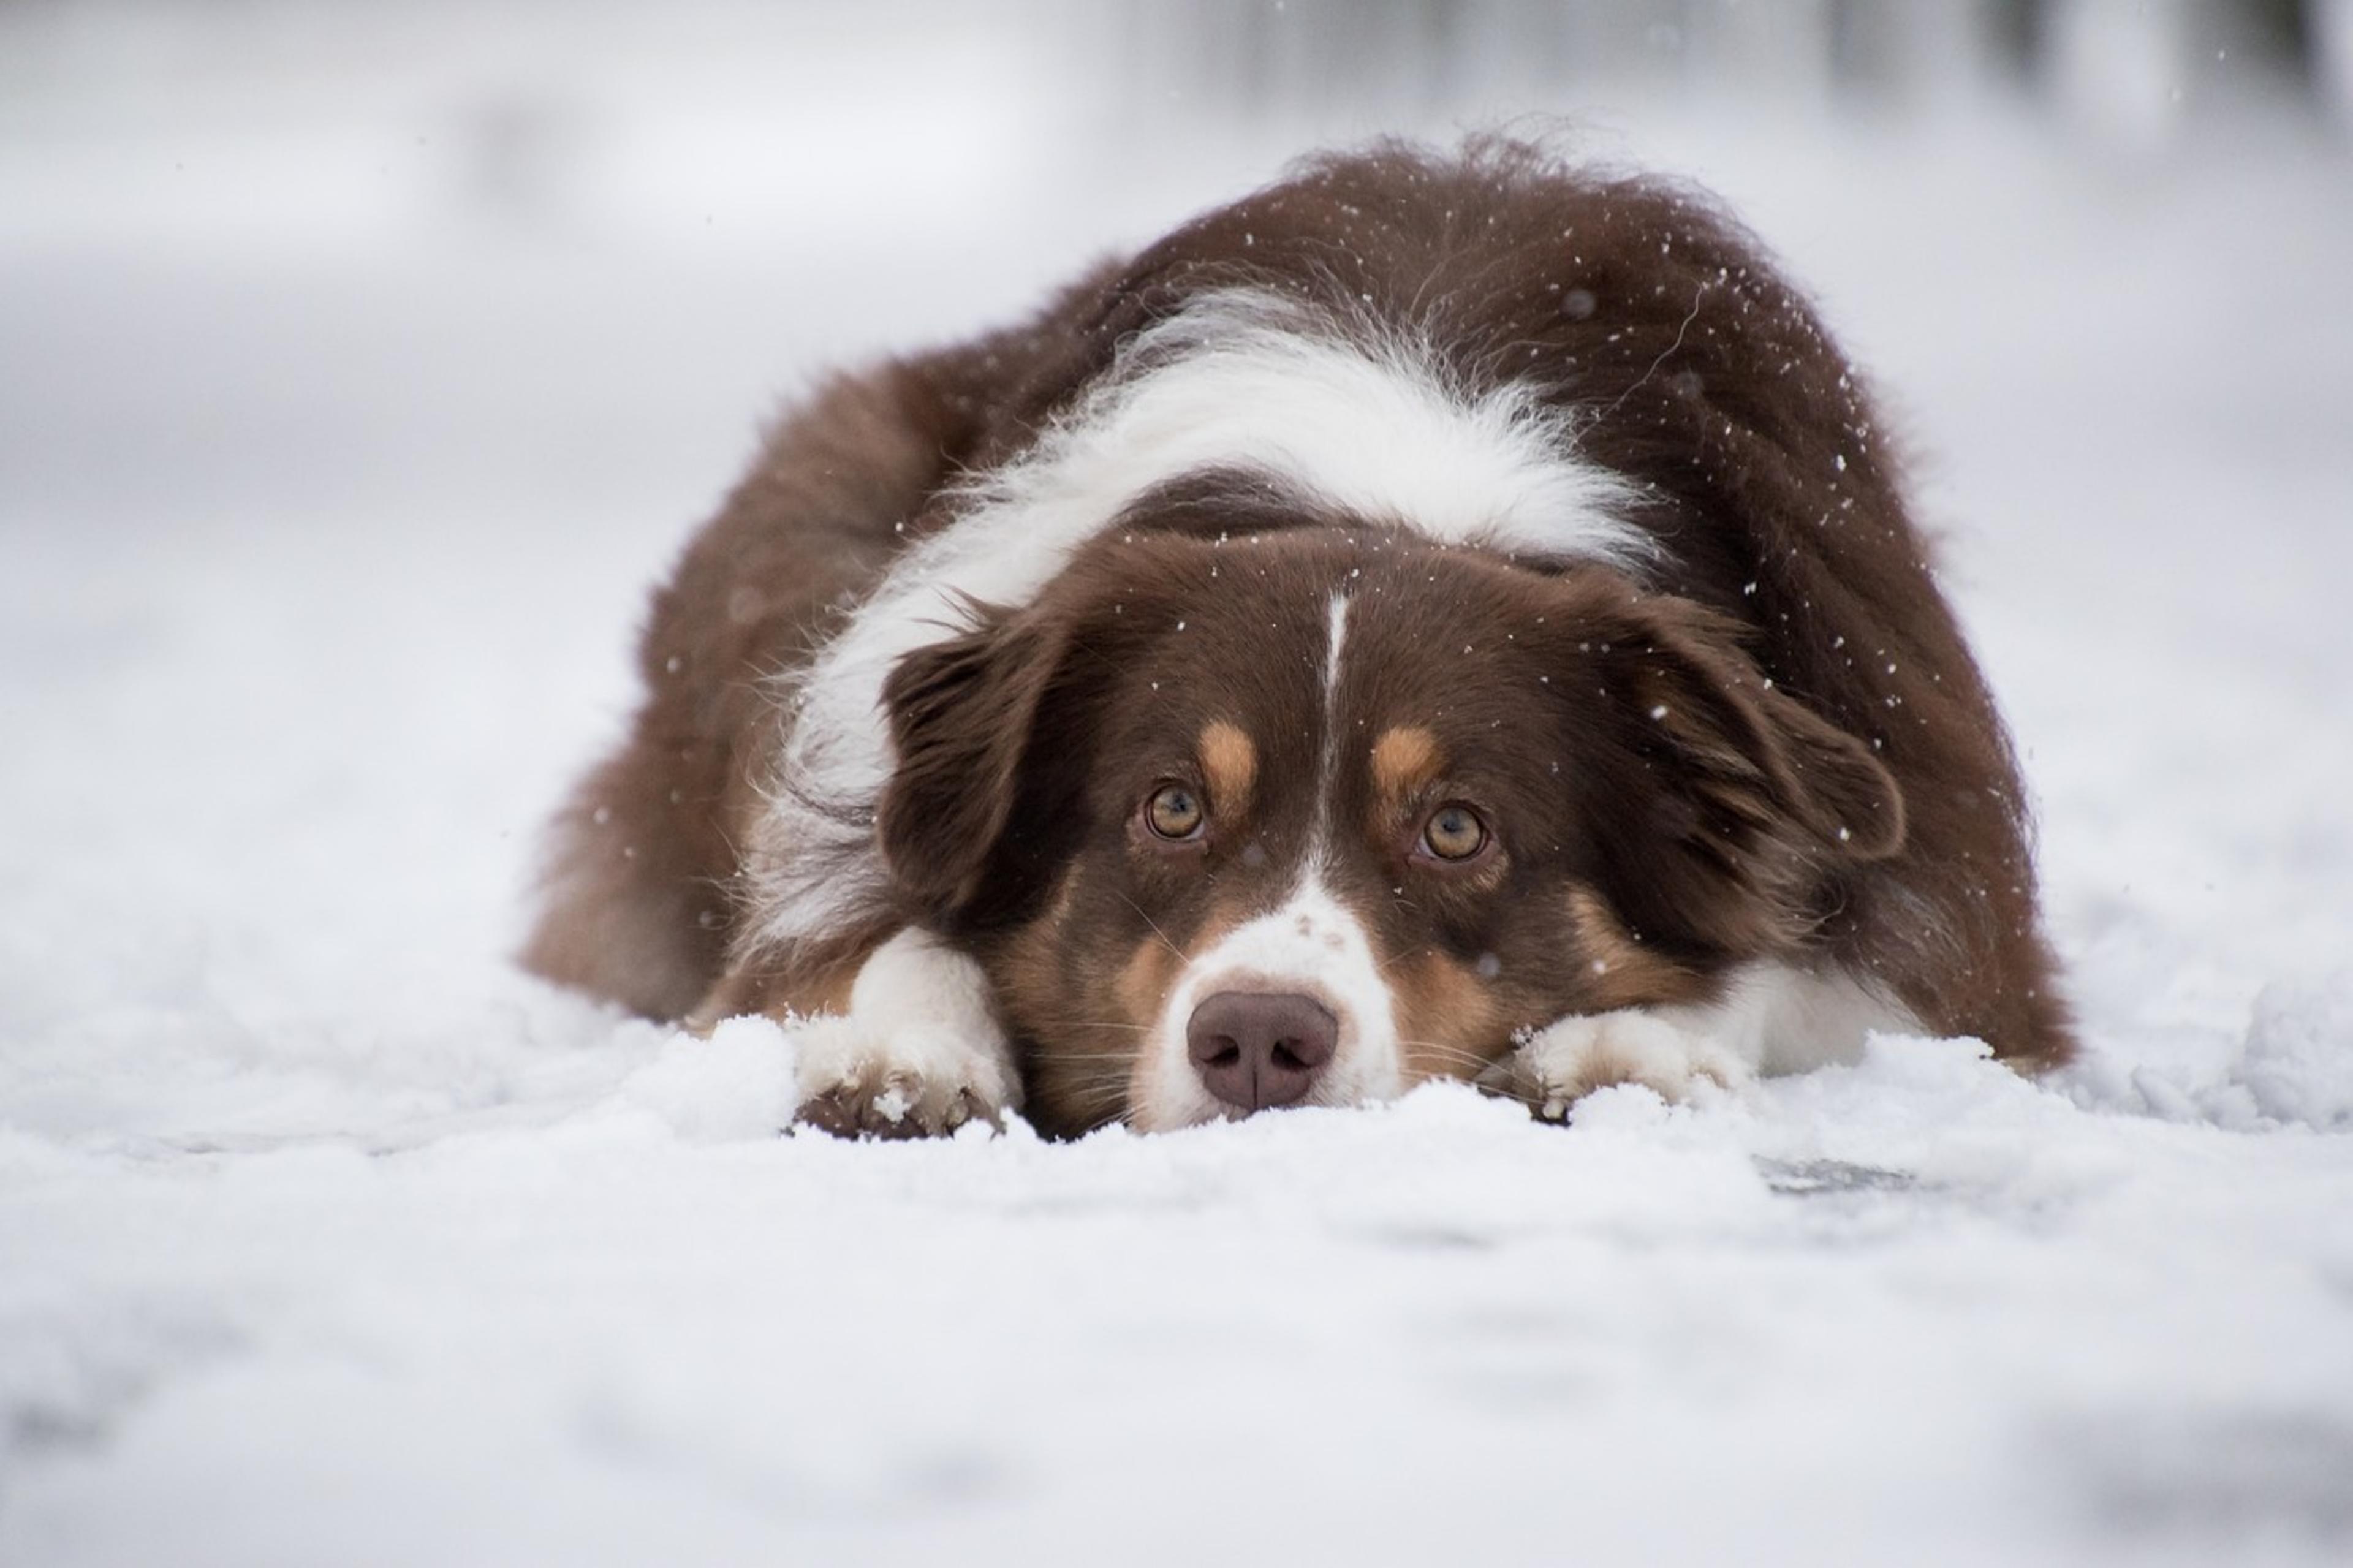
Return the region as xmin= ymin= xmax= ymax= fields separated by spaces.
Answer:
xmin=748 ymin=287 xmax=1654 ymax=949
xmin=1313 ymin=590 xmax=1351 ymax=854
xmin=1131 ymin=870 xmax=1403 ymax=1132
xmin=1295 ymin=586 xmax=1361 ymax=887
xmin=1321 ymin=589 xmax=1351 ymax=709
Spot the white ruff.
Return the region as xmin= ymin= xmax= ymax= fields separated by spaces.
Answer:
xmin=747 ymin=288 xmax=1653 ymax=949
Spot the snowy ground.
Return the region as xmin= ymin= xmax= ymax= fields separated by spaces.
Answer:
xmin=4 ymin=9 xmax=2352 ymax=1564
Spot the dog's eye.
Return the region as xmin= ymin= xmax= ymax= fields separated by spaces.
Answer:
xmin=1420 ymin=803 xmax=1487 ymax=862
xmin=1144 ymin=784 xmax=1206 ymax=840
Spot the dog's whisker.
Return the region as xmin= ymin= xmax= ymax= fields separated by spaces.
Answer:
xmin=1078 ymin=1099 xmax=1137 ymax=1135
xmin=1395 ymin=1038 xmax=1499 ymax=1070
xmin=1023 ymin=1065 xmax=1139 ymax=1083
xmin=1113 ymin=890 xmax=1189 ymax=965
xmin=1028 ymin=1059 xmax=1137 ymax=1088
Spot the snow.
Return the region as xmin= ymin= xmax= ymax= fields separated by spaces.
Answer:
xmin=5 ymin=8 xmax=2353 ymax=1564
xmin=2238 ymin=976 xmax=2353 ymax=1130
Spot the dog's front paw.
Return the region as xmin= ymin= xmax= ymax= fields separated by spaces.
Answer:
xmin=788 ymin=928 xmax=1020 ymax=1140
xmin=1496 ymin=1009 xmax=1748 ymax=1121
xmin=789 ymin=1017 xmax=1014 ymax=1138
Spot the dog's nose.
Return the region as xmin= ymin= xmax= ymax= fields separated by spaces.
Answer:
xmin=1186 ymin=991 xmax=1338 ymax=1113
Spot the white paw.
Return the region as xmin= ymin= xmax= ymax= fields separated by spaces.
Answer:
xmin=1497 ymin=1009 xmax=1749 ymax=1122
xmin=790 ymin=930 xmax=1020 ymax=1139
xmin=789 ymin=1017 xmax=1014 ymax=1138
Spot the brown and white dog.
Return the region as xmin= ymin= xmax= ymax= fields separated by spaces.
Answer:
xmin=523 ymin=138 xmax=2071 ymax=1138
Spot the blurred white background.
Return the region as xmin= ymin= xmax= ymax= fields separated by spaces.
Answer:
xmin=4 ymin=0 xmax=2347 ymax=537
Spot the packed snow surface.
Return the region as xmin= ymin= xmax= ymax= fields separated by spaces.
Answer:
xmin=4 ymin=12 xmax=2352 ymax=1564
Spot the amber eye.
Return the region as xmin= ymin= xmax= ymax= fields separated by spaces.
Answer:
xmin=1420 ymin=803 xmax=1487 ymax=861
xmin=1145 ymin=784 xmax=1206 ymax=840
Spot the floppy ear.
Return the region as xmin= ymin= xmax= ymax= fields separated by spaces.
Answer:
xmin=1576 ymin=590 xmax=1904 ymax=947
xmin=1745 ymin=680 xmax=1906 ymax=860
xmin=1628 ymin=616 xmax=1904 ymax=860
xmin=876 ymin=607 xmax=1081 ymax=929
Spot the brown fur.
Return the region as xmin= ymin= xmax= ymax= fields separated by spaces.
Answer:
xmin=523 ymin=137 xmax=2073 ymax=1132
xmin=1392 ymin=949 xmax=1512 ymax=1086
xmin=874 ymin=526 xmax=1978 ymax=1131
xmin=1562 ymin=884 xmax=1710 ymax=1013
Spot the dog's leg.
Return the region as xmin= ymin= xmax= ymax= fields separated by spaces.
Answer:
xmin=751 ymin=928 xmax=1023 ymax=1138
xmin=1494 ymin=1009 xmax=1751 ymax=1119
xmin=1492 ymin=961 xmax=1912 ymax=1119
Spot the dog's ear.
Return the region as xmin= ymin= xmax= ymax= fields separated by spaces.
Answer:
xmin=1624 ymin=607 xmax=1904 ymax=858
xmin=1566 ymin=586 xmax=1904 ymax=949
xmin=877 ymin=605 xmax=1089 ymax=930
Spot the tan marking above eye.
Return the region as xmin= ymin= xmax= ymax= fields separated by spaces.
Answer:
xmin=1420 ymin=803 xmax=1487 ymax=861
xmin=1145 ymin=783 xmax=1205 ymax=839
xmin=1371 ymin=725 xmax=1442 ymax=808
xmin=1199 ymin=720 xmax=1257 ymax=817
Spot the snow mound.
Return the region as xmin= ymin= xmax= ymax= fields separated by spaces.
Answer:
xmin=614 ymin=1015 xmax=798 ymax=1144
xmin=2235 ymin=972 xmax=2353 ymax=1131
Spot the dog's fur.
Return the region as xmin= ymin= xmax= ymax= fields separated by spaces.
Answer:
xmin=523 ymin=139 xmax=2071 ymax=1137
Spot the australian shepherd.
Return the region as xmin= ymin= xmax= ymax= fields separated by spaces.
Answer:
xmin=523 ymin=138 xmax=2071 ymax=1137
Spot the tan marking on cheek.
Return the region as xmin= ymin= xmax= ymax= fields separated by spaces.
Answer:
xmin=1390 ymin=949 xmax=1510 ymax=1086
xmin=1113 ymin=895 xmax=1255 ymax=1027
xmin=1199 ymin=720 xmax=1257 ymax=818
xmin=1115 ymin=936 xmax=1185 ymax=1031
xmin=1566 ymin=884 xmax=1705 ymax=1010
xmin=1370 ymin=725 xmax=1443 ymax=812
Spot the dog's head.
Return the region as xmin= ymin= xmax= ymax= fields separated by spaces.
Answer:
xmin=876 ymin=518 xmax=1901 ymax=1135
